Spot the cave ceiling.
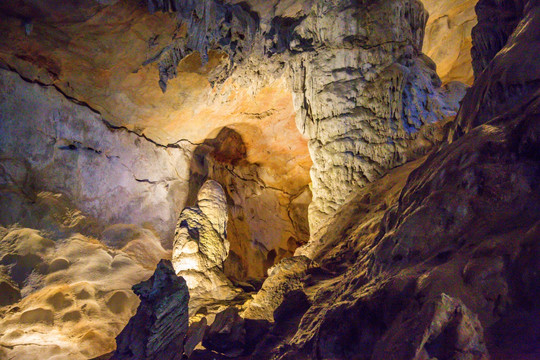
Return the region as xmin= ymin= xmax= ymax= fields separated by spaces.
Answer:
xmin=0 ymin=0 xmax=475 ymax=194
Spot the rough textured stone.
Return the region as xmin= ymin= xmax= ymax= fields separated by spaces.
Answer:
xmin=189 ymin=129 xmax=311 ymax=279
xmin=288 ymin=0 xmax=463 ymax=235
xmin=172 ymin=180 xmax=239 ymax=312
xmin=184 ymin=317 xmax=207 ymax=358
xmin=243 ymin=256 xmax=314 ymax=322
xmin=372 ymin=294 xmax=489 ymax=360
xmin=0 ymin=186 xmax=168 ymax=359
xmin=0 ymin=0 xmax=462 ymax=243
xmin=202 ymin=307 xmax=246 ymax=357
xmin=112 ymin=259 xmax=189 ymax=360
xmin=451 ymin=0 xmax=540 ymax=139
xmin=0 ymin=266 xmax=21 ymax=306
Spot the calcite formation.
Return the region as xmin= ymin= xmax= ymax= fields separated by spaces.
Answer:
xmin=0 ymin=0 xmax=538 ymax=359
xmin=288 ymin=0 xmax=463 ymax=236
xmin=188 ymin=127 xmax=311 ymax=279
xmin=112 ymin=259 xmax=189 ymax=360
xmin=172 ymin=179 xmax=238 ymax=311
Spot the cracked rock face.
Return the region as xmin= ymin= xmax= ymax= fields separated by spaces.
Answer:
xmin=0 ymin=68 xmax=191 ymax=245
xmin=172 ymin=179 xmax=238 ymax=312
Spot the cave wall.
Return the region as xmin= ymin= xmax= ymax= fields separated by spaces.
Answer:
xmin=0 ymin=68 xmax=191 ymax=245
xmin=422 ymin=0 xmax=477 ymax=85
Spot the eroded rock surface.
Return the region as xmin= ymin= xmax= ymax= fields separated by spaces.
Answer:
xmin=288 ymin=0 xmax=463 ymax=235
xmin=243 ymin=255 xmax=314 ymax=322
xmin=172 ymin=180 xmax=239 ymax=312
xmin=452 ymin=0 xmax=540 ymax=139
xmin=372 ymin=293 xmax=489 ymax=360
xmin=0 ymin=196 xmax=168 ymax=359
xmin=189 ymin=127 xmax=311 ymax=279
xmin=112 ymin=259 xmax=189 ymax=360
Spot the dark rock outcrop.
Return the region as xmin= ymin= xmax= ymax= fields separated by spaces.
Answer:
xmin=112 ymin=259 xmax=189 ymax=360
xmin=202 ymin=307 xmax=246 ymax=357
xmin=471 ymin=0 xmax=527 ymax=76
xmin=452 ymin=0 xmax=540 ymax=138
xmin=202 ymin=306 xmax=271 ymax=358
xmin=0 ymin=266 xmax=20 ymax=306
xmin=372 ymin=294 xmax=489 ymax=360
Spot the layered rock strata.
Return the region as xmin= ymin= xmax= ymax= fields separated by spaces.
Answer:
xmin=112 ymin=259 xmax=189 ymax=360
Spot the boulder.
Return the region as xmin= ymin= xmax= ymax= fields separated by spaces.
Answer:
xmin=112 ymin=260 xmax=189 ymax=360
xmin=184 ymin=318 xmax=207 ymax=358
xmin=243 ymin=256 xmax=314 ymax=322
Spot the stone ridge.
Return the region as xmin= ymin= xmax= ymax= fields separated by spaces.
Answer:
xmin=112 ymin=259 xmax=190 ymax=360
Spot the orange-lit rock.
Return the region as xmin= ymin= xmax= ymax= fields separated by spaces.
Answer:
xmin=422 ymin=0 xmax=477 ymax=85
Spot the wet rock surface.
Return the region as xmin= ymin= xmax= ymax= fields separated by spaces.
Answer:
xmin=112 ymin=259 xmax=189 ymax=360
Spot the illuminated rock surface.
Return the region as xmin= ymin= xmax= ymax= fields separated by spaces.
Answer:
xmin=0 ymin=0 xmax=538 ymax=359
xmin=172 ymin=180 xmax=239 ymax=312
xmin=422 ymin=0 xmax=477 ymax=85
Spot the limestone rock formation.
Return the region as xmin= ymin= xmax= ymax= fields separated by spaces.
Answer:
xmin=0 ymin=0 xmax=463 ymax=244
xmin=422 ymin=0 xmax=477 ymax=84
xmin=288 ymin=0 xmax=463 ymax=235
xmin=113 ymin=259 xmax=189 ymax=360
xmin=243 ymin=255 xmax=314 ymax=322
xmin=172 ymin=180 xmax=239 ymax=311
xmin=247 ymin=3 xmax=540 ymax=356
xmin=452 ymin=0 xmax=540 ymax=139
xmin=189 ymin=127 xmax=311 ymax=279
xmin=0 ymin=68 xmax=191 ymax=245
